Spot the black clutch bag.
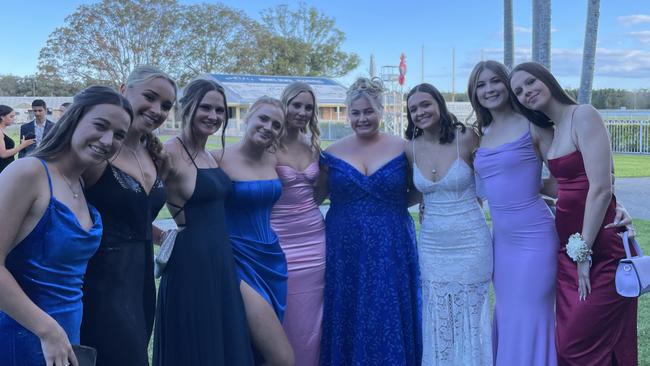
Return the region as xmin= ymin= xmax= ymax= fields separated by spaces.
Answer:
xmin=72 ymin=345 xmax=97 ymax=366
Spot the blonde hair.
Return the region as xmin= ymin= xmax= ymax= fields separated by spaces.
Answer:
xmin=346 ymin=77 xmax=385 ymax=115
xmin=124 ymin=65 xmax=178 ymax=174
xmin=281 ymin=82 xmax=321 ymax=153
xmin=244 ymin=96 xmax=286 ymax=152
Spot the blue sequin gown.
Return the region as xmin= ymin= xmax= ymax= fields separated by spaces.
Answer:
xmin=226 ymin=179 xmax=288 ymax=321
xmin=319 ymin=152 xmax=422 ymax=366
xmin=0 ymin=159 xmax=102 ymax=366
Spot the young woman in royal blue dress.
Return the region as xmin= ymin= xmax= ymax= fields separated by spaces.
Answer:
xmin=218 ymin=96 xmax=294 ymax=366
xmin=318 ymin=77 xmax=421 ymax=365
xmin=0 ymin=86 xmax=132 ymax=366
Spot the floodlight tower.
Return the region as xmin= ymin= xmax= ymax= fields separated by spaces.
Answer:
xmin=380 ymin=65 xmax=404 ymax=136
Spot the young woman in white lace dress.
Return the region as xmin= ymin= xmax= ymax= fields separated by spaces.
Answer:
xmin=405 ymin=83 xmax=493 ymax=366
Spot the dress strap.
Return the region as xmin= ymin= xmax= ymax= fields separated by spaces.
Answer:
xmin=38 ymin=159 xmax=54 ymax=197
xmin=412 ymin=138 xmax=417 ymax=164
xmin=568 ymin=106 xmax=580 ymax=150
xmin=176 ymin=137 xmax=199 ymax=169
xmin=455 ymin=129 xmax=461 ymax=160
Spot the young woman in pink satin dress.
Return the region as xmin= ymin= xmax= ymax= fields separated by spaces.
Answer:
xmin=270 ymin=82 xmax=326 ymax=366
xmin=510 ymin=62 xmax=638 ymax=366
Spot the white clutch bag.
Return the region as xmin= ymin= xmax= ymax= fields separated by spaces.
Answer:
xmin=154 ymin=228 xmax=179 ymax=278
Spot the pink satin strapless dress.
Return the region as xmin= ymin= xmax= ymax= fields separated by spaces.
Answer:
xmin=270 ymin=162 xmax=326 ymax=366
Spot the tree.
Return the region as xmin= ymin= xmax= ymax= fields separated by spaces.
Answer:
xmin=504 ymin=0 xmax=514 ymax=69
xmin=38 ymin=0 xmax=184 ymax=86
xmin=258 ymin=2 xmax=360 ymax=77
xmin=578 ymin=0 xmax=600 ymax=104
xmin=174 ymin=3 xmax=263 ymax=84
xmin=532 ymin=0 xmax=551 ymax=68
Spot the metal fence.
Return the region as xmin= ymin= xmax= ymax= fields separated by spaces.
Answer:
xmin=605 ymin=120 xmax=649 ymax=154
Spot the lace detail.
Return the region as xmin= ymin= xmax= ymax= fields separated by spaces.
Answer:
xmin=413 ymin=139 xmax=493 ymax=365
xmin=111 ymin=164 xmax=163 ymax=193
xmin=421 ymin=280 xmax=491 ymax=366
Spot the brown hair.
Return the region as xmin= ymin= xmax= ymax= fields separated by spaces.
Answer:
xmin=510 ymin=62 xmax=577 ymax=124
xmin=404 ymin=83 xmax=465 ymax=143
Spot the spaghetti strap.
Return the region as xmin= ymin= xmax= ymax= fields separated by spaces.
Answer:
xmin=455 ymin=129 xmax=461 ymax=160
xmin=412 ymin=138 xmax=417 ymax=163
xmin=38 ymin=159 xmax=53 ymax=196
xmin=176 ymin=137 xmax=199 ymax=169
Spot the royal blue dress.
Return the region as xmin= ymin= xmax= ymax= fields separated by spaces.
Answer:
xmin=226 ymin=179 xmax=288 ymax=321
xmin=0 ymin=159 xmax=102 ymax=366
xmin=319 ymin=152 xmax=422 ymax=366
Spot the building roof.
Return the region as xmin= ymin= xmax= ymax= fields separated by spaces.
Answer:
xmin=203 ymin=74 xmax=348 ymax=105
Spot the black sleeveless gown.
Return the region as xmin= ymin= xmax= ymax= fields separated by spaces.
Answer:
xmin=153 ymin=144 xmax=254 ymax=365
xmin=0 ymin=133 xmax=15 ymax=173
xmin=82 ymin=164 xmax=166 ymax=366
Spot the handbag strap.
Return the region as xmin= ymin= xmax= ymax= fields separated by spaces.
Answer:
xmin=623 ymin=230 xmax=644 ymax=258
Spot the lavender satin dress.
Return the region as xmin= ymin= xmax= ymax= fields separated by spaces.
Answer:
xmin=474 ymin=131 xmax=559 ymax=366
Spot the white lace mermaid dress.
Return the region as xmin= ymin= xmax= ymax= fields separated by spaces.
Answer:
xmin=413 ymin=138 xmax=493 ymax=366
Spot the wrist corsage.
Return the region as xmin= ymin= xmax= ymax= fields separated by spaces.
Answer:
xmin=566 ymin=233 xmax=592 ymax=262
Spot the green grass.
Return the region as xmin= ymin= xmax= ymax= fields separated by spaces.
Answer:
xmin=614 ymin=154 xmax=650 ymax=178
xmin=635 ymin=219 xmax=650 ymax=365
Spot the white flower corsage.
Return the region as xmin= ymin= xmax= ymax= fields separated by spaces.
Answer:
xmin=566 ymin=233 xmax=592 ymax=262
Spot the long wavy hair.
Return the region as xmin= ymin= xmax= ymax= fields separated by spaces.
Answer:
xmin=124 ymin=65 xmax=177 ymax=170
xmin=281 ymin=82 xmax=321 ymax=153
xmin=404 ymin=83 xmax=465 ymax=143
xmin=31 ymin=86 xmax=133 ymax=160
xmin=510 ymin=62 xmax=576 ymax=124
xmin=243 ymin=96 xmax=286 ymax=153
xmin=178 ymin=78 xmax=229 ymax=158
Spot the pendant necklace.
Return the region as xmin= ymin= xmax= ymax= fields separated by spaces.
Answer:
xmin=58 ymin=168 xmax=80 ymax=199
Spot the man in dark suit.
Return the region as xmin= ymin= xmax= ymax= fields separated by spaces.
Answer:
xmin=19 ymin=99 xmax=54 ymax=158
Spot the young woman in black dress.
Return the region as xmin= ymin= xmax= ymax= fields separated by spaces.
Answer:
xmin=0 ymin=105 xmax=35 ymax=173
xmin=81 ymin=66 xmax=176 ymax=366
xmin=153 ymin=78 xmax=254 ymax=365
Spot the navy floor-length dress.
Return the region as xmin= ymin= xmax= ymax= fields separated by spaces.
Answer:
xmin=319 ymin=152 xmax=422 ymax=366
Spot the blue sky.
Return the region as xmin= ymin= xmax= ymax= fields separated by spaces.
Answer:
xmin=2 ymin=0 xmax=649 ymax=92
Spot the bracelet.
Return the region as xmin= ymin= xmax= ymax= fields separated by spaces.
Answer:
xmin=566 ymin=233 xmax=592 ymax=262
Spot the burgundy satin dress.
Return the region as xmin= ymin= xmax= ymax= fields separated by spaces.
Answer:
xmin=549 ymin=150 xmax=637 ymax=366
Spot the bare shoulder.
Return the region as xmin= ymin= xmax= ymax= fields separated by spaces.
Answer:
xmin=0 ymin=158 xmax=46 ymax=197
xmin=573 ymin=104 xmax=603 ymax=129
xmin=458 ymin=126 xmax=479 ymax=148
xmin=324 ymin=135 xmax=352 ymax=155
xmin=530 ymin=122 xmax=554 ymax=144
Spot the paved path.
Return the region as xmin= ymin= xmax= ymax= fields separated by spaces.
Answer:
xmin=615 ymin=177 xmax=650 ymax=220
xmin=154 ymin=177 xmax=650 ymax=229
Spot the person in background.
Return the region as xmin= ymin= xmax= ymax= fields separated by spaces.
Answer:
xmin=0 ymin=105 xmax=34 ymax=173
xmin=0 ymin=86 xmax=131 ymax=366
xmin=60 ymin=102 xmax=72 ymax=116
xmin=19 ymin=99 xmax=54 ymax=158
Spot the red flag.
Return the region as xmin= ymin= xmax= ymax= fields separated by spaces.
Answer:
xmin=398 ymin=53 xmax=407 ymax=85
